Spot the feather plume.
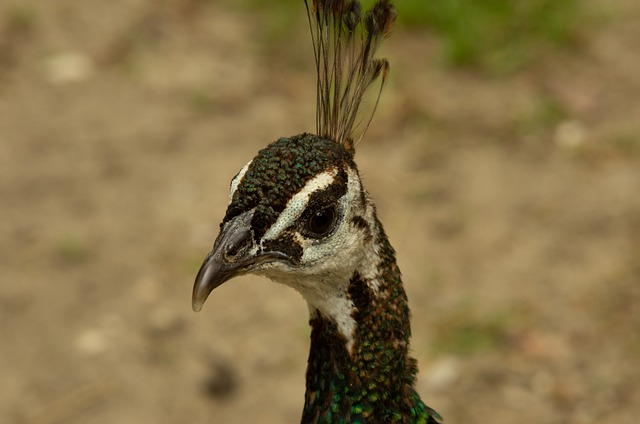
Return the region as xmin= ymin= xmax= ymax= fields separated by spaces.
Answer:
xmin=304 ymin=0 xmax=397 ymax=153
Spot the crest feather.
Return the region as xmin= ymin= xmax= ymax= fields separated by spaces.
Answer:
xmin=305 ymin=0 xmax=397 ymax=153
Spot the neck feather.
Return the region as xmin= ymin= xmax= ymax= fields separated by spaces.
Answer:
xmin=301 ymin=213 xmax=435 ymax=423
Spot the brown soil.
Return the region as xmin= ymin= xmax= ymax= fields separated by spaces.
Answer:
xmin=1 ymin=1 xmax=639 ymax=423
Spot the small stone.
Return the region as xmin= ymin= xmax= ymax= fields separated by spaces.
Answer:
xmin=420 ymin=357 xmax=460 ymax=392
xmin=75 ymin=329 xmax=108 ymax=356
xmin=518 ymin=330 xmax=569 ymax=360
xmin=45 ymin=52 xmax=94 ymax=84
xmin=554 ymin=120 xmax=586 ymax=150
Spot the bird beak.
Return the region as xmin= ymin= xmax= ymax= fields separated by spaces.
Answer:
xmin=192 ymin=209 xmax=285 ymax=312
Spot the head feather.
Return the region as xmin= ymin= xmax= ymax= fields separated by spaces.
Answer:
xmin=304 ymin=0 xmax=397 ymax=154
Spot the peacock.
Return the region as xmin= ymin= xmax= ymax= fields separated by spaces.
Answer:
xmin=192 ymin=1 xmax=441 ymax=422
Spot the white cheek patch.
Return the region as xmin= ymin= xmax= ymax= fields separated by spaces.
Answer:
xmin=256 ymin=167 xmax=364 ymax=354
xmin=228 ymin=159 xmax=253 ymax=205
xmin=296 ymin=168 xmax=363 ymax=352
xmin=262 ymin=168 xmax=337 ymax=242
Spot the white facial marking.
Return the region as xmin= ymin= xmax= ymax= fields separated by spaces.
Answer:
xmin=261 ymin=168 xmax=337 ymax=242
xmin=256 ymin=167 xmax=365 ymax=354
xmin=229 ymin=159 xmax=253 ymax=205
xmin=299 ymin=167 xmax=359 ymax=264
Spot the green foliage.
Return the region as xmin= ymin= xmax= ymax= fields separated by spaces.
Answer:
xmin=226 ymin=0 xmax=302 ymax=45
xmin=232 ymin=0 xmax=584 ymax=74
xmin=396 ymin=0 xmax=583 ymax=73
xmin=56 ymin=234 xmax=89 ymax=264
xmin=0 ymin=4 xmax=37 ymax=70
xmin=432 ymin=307 xmax=512 ymax=355
xmin=188 ymin=88 xmax=218 ymax=115
xmin=513 ymin=93 xmax=567 ymax=136
xmin=3 ymin=4 xmax=36 ymax=34
xmin=613 ymin=133 xmax=640 ymax=157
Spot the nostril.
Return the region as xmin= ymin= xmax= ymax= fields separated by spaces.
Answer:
xmin=225 ymin=237 xmax=250 ymax=261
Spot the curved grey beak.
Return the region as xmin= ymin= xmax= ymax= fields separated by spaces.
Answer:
xmin=192 ymin=210 xmax=287 ymax=312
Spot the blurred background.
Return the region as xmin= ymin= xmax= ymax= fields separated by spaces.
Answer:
xmin=1 ymin=0 xmax=639 ymax=423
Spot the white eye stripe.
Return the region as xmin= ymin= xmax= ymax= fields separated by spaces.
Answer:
xmin=229 ymin=159 xmax=253 ymax=205
xmin=262 ymin=169 xmax=338 ymax=242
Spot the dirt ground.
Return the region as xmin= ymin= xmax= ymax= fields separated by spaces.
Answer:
xmin=1 ymin=1 xmax=639 ymax=423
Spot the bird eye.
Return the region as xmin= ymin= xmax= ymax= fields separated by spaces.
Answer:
xmin=303 ymin=206 xmax=337 ymax=238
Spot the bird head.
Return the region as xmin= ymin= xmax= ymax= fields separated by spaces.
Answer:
xmin=192 ymin=133 xmax=372 ymax=313
xmin=193 ymin=0 xmax=397 ymax=337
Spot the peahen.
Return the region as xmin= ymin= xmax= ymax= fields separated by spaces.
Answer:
xmin=192 ymin=1 xmax=441 ymax=422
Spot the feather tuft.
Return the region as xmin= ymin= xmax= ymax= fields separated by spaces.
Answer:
xmin=304 ymin=0 xmax=396 ymax=153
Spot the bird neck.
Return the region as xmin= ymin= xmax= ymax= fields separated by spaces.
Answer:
xmin=301 ymin=214 xmax=432 ymax=423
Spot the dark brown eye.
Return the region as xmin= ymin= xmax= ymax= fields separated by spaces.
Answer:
xmin=304 ymin=206 xmax=337 ymax=238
